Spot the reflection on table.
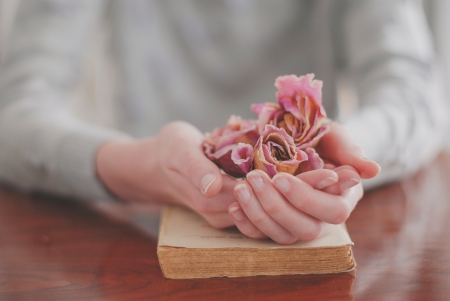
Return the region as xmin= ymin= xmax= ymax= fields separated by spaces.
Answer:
xmin=1 ymin=153 xmax=450 ymax=300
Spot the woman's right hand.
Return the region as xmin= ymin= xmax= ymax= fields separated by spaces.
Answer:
xmin=95 ymin=121 xmax=241 ymax=228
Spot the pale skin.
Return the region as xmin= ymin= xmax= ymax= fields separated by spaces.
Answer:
xmin=96 ymin=121 xmax=380 ymax=245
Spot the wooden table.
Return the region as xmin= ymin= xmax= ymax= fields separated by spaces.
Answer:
xmin=1 ymin=153 xmax=450 ymax=301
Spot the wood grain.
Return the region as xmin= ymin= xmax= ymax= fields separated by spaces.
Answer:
xmin=1 ymin=153 xmax=450 ymax=300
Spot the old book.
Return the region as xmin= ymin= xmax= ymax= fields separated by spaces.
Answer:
xmin=157 ymin=206 xmax=356 ymax=279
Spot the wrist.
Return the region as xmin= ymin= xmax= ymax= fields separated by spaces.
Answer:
xmin=96 ymin=138 xmax=161 ymax=202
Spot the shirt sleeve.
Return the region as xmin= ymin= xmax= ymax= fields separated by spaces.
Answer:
xmin=0 ymin=0 xmax=130 ymax=201
xmin=337 ymin=0 xmax=449 ymax=188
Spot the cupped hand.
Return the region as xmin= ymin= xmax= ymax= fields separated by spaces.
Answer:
xmin=96 ymin=121 xmax=240 ymax=228
xmin=227 ymin=121 xmax=379 ymax=245
xmin=228 ymin=168 xmax=363 ymax=244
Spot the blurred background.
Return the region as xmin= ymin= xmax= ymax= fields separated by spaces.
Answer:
xmin=0 ymin=0 xmax=449 ymax=146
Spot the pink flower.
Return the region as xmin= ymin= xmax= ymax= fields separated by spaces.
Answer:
xmin=203 ymin=74 xmax=330 ymax=178
xmin=203 ymin=115 xmax=259 ymax=177
xmin=253 ymin=125 xmax=308 ymax=178
xmin=252 ymin=74 xmax=330 ymax=150
xmin=295 ymin=147 xmax=324 ymax=174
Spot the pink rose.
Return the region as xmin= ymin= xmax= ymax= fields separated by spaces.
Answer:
xmin=295 ymin=147 xmax=325 ymax=174
xmin=253 ymin=125 xmax=308 ymax=178
xmin=203 ymin=74 xmax=330 ymax=178
xmin=252 ymin=74 xmax=330 ymax=150
xmin=203 ymin=115 xmax=259 ymax=177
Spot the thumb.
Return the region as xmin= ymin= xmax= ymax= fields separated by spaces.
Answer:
xmin=317 ymin=122 xmax=381 ymax=179
xmin=161 ymin=121 xmax=223 ymax=198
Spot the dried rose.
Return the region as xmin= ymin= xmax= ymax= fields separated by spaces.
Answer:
xmin=203 ymin=115 xmax=259 ymax=177
xmin=253 ymin=125 xmax=308 ymax=178
xmin=295 ymin=147 xmax=324 ymax=174
xmin=252 ymin=74 xmax=330 ymax=150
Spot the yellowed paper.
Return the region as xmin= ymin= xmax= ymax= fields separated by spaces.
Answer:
xmin=159 ymin=206 xmax=353 ymax=249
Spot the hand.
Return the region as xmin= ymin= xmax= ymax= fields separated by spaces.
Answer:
xmin=227 ymin=122 xmax=379 ymax=245
xmin=96 ymin=121 xmax=240 ymax=228
xmin=228 ymin=167 xmax=363 ymax=244
xmin=316 ymin=122 xmax=381 ymax=179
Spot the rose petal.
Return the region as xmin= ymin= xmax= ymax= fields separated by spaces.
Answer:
xmin=295 ymin=147 xmax=324 ymax=174
xmin=215 ymin=118 xmax=259 ymax=150
xmin=296 ymin=123 xmax=330 ymax=149
xmin=214 ymin=146 xmax=247 ymax=178
xmin=262 ymin=162 xmax=278 ymax=178
xmin=275 ymin=73 xmax=324 ymax=108
xmin=250 ymin=103 xmax=267 ymax=115
xmin=262 ymin=143 xmax=277 ymax=164
xmin=252 ymin=103 xmax=281 ymax=133
xmin=203 ymin=115 xmax=260 ymax=178
xmin=278 ymin=97 xmax=303 ymax=121
xmin=231 ymin=143 xmax=254 ymax=175
xmin=273 ymin=74 xmax=329 ymax=147
xmin=253 ymin=125 xmax=308 ymax=178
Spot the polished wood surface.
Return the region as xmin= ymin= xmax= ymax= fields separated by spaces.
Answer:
xmin=1 ymin=153 xmax=450 ymax=300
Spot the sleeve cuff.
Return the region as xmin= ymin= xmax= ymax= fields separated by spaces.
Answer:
xmin=56 ymin=126 xmax=132 ymax=202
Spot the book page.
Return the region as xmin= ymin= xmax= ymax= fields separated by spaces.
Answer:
xmin=159 ymin=206 xmax=353 ymax=249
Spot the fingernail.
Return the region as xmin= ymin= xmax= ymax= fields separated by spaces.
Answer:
xmin=317 ymin=177 xmax=338 ymax=190
xmin=360 ymin=156 xmax=373 ymax=163
xmin=340 ymin=178 xmax=360 ymax=191
xmin=247 ymin=173 xmax=264 ymax=191
xmin=201 ymin=173 xmax=216 ymax=195
xmin=365 ymin=159 xmax=381 ymax=171
xmin=361 ymin=156 xmax=380 ymax=166
xmin=229 ymin=206 xmax=244 ymax=221
xmin=235 ymin=184 xmax=251 ymax=203
xmin=273 ymin=176 xmax=291 ymax=192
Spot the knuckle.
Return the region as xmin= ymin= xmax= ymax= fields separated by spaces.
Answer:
xmin=244 ymin=229 xmax=266 ymax=240
xmin=207 ymin=219 xmax=222 ymax=229
xmin=162 ymin=121 xmax=186 ymax=135
xmin=331 ymin=198 xmax=351 ymax=224
xmin=263 ymin=201 xmax=282 ymax=216
xmin=205 ymin=216 xmax=226 ymax=229
xmin=162 ymin=157 xmax=177 ymax=173
xmin=349 ymin=145 xmax=363 ymax=155
xmin=275 ymin=235 xmax=297 ymax=245
xmin=193 ymin=199 xmax=213 ymax=214
xmin=160 ymin=123 xmax=179 ymax=144
xmin=296 ymin=193 xmax=313 ymax=211
xmin=299 ymin=222 xmax=322 ymax=242
xmin=250 ymin=213 xmax=267 ymax=226
xmin=161 ymin=150 xmax=182 ymax=172
xmin=184 ymin=160 xmax=198 ymax=180
xmin=358 ymin=185 xmax=364 ymax=198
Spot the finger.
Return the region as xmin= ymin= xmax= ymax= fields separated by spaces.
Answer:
xmin=317 ymin=122 xmax=381 ymax=179
xmin=234 ymin=182 xmax=297 ymax=245
xmin=168 ymin=170 xmax=241 ymax=214
xmin=322 ymin=159 xmax=337 ymax=170
xmin=296 ymin=169 xmax=338 ymax=190
xmin=228 ymin=202 xmax=267 ymax=239
xmin=272 ymin=173 xmax=357 ymax=224
xmin=161 ymin=121 xmax=223 ymax=197
xmin=324 ymin=163 xmax=337 ymax=169
xmin=166 ymin=170 xmax=236 ymax=228
xmin=322 ymin=166 xmax=361 ymax=195
xmin=247 ymin=170 xmax=324 ymax=242
xmin=202 ymin=211 xmax=235 ymax=229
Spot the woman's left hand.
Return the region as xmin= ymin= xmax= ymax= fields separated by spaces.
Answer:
xmin=227 ymin=122 xmax=379 ymax=245
xmin=228 ymin=167 xmax=363 ymax=245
